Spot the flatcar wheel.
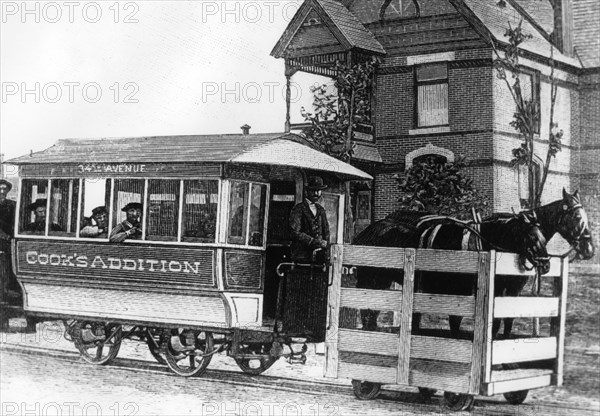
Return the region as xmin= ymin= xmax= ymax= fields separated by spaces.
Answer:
xmin=504 ymin=389 xmax=528 ymax=405
xmin=418 ymin=387 xmax=437 ymax=400
xmin=443 ymin=392 xmax=474 ymax=411
xmin=165 ymin=330 xmax=214 ymax=377
xmin=233 ymin=343 xmax=278 ymax=375
xmin=145 ymin=328 xmax=167 ymax=365
xmin=351 ymin=380 xmax=381 ymax=400
xmin=73 ymin=321 xmax=122 ymax=365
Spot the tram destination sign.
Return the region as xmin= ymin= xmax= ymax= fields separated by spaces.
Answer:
xmin=16 ymin=240 xmax=217 ymax=288
xmin=20 ymin=162 xmax=222 ymax=178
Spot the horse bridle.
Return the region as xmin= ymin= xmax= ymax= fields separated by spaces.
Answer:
xmin=417 ymin=215 xmax=550 ymax=269
xmin=556 ymin=202 xmax=591 ymax=258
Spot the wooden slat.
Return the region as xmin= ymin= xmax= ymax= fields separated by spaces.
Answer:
xmin=409 ymin=359 xmax=471 ymax=393
xmin=397 ymin=249 xmax=415 ymax=384
xmin=324 ymin=244 xmax=343 ymax=378
xmin=342 ymin=245 xmax=406 ymax=269
xmin=410 ymin=336 xmax=472 ymax=363
xmin=494 ymin=297 xmax=559 ymax=318
xmin=492 ymin=337 xmax=558 ymax=365
xmin=338 ymin=329 xmax=399 ymax=357
xmin=340 ymin=288 xmax=402 ymax=312
xmin=495 ymin=253 xmax=561 ymax=277
xmin=550 ymin=258 xmax=569 ymax=386
xmin=415 ymin=248 xmax=480 ymax=273
xmin=338 ymin=362 xmax=397 ymax=385
xmin=470 ymin=252 xmax=490 ymax=394
xmin=413 ymin=293 xmax=475 ymax=316
xmin=484 ymin=374 xmax=553 ymax=396
xmin=490 ymin=368 xmax=553 ymax=383
xmin=483 ymin=250 xmax=496 ymax=384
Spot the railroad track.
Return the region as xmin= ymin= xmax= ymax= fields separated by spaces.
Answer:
xmin=1 ymin=341 xmax=598 ymax=416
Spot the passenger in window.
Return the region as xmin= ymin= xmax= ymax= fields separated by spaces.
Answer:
xmin=289 ymin=176 xmax=330 ymax=263
xmin=24 ymin=199 xmax=63 ymax=233
xmin=109 ymin=202 xmax=142 ymax=242
xmin=80 ymin=206 xmax=109 ymax=238
xmin=0 ymin=179 xmax=16 ymax=238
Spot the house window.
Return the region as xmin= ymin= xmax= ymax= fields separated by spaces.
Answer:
xmin=517 ymin=68 xmax=541 ymax=134
xmin=416 ymin=63 xmax=448 ymax=127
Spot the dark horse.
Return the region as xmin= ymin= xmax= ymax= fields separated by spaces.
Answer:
xmin=354 ymin=210 xmax=551 ymax=338
xmin=355 ymin=189 xmax=594 ymax=338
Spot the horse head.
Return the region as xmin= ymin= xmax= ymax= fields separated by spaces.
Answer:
xmin=557 ymin=189 xmax=595 ymax=260
xmin=517 ymin=211 xmax=551 ymax=275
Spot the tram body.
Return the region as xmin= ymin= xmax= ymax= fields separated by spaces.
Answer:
xmin=8 ymin=134 xmax=371 ymax=335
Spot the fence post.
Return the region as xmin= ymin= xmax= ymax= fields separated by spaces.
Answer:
xmin=482 ymin=250 xmax=496 ymax=385
xmin=470 ymin=251 xmax=492 ymax=394
xmin=396 ymin=248 xmax=415 ymax=385
xmin=324 ymin=244 xmax=343 ymax=378
xmin=550 ymin=257 xmax=569 ymax=386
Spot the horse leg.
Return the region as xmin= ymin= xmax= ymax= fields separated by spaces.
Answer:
xmin=360 ymin=309 xmax=380 ymax=331
xmin=449 ymin=315 xmax=462 ymax=338
xmin=492 ymin=318 xmax=502 ymax=339
xmin=503 ymin=318 xmax=514 ymax=339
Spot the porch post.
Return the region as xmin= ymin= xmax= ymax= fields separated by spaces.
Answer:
xmin=284 ymin=60 xmax=297 ymax=133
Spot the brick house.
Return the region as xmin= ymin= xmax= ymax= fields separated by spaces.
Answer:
xmin=271 ymin=0 xmax=599 ymax=260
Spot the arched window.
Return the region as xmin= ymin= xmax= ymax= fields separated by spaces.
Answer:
xmin=405 ymin=143 xmax=454 ymax=170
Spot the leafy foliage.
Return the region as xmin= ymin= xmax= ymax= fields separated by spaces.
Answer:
xmin=301 ymin=58 xmax=378 ymax=161
xmin=493 ymin=18 xmax=563 ymax=208
xmin=397 ymin=156 xmax=487 ymax=219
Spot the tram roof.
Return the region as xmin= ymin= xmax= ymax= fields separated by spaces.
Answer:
xmin=7 ymin=133 xmax=373 ymax=180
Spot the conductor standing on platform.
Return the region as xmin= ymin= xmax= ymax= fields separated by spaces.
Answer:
xmin=289 ymin=176 xmax=330 ymax=264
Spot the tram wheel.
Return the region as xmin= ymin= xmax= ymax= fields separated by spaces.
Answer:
xmin=442 ymin=392 xmax=474 ymax=411
xmin=145 ymin=328 xmax=167 ymax=365
xmin=165 ymin=330 xmax=214 ymax=377
xmin=504 ymin=389 xmax=528 ymax=405
xmin=233 ymin=343 xmax=278 ymax=375
xmin=351 ymin=380 xmax=382 ymax=400
xmin=73 ymin=321 xmax=122 ymax=365
xmin=418 ymin=387 xmax=437 ymax=401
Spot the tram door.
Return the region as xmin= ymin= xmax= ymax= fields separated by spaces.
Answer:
xmin=263 ymin=181 xmax=295 ymax=319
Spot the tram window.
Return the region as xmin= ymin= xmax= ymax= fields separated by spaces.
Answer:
xmin=48 ymin=179 xmax=79 ymax=237
xmin=19 ymin=179 xmax=49 ymax=235
xmin=181 ymin=179 xmax=219 ymax=243
xmin=228 ymin=182 xmax=249 ymax=245
xmin=248 ymin=183 xmax=267 ymax=247
xmin=227 ymin=181 xmax=267 ymax=246
xmin=80 ymin=179 xmax=111 ymax=239
xmin=146 ymin=180 xmax=180 ymax=241
xmin=112 ymin=179 xmax=145 ymax=230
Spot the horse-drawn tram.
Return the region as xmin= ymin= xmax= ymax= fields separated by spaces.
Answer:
xmin=4 ymin=133 xmax=590 ymax=411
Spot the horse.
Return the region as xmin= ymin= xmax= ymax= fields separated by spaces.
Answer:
xmin=528 ymin=189 xmax=594 ymax=260
xmin=354 ymin=210 xmax=551 ymax=338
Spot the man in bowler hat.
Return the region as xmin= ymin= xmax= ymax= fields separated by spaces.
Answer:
xmin=80 ymin=206 xmax=109 ymax=238
xmin=0 ymin=179 xmax=15 ymax=238
xmin=289 ymin=176 xmax=330 ymax=263
xmin=110 ymin=202 xmax=143 ymax=242
xmin=24 ymin=199 xmax=62 ymax=233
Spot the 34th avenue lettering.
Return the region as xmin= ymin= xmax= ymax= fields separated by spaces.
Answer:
xmin=77 ymin=163 xmax=146 ymax=174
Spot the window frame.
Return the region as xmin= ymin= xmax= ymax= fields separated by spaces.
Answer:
xmin=414 ymin=62 xmax=449 ymax=129
xmin=517 ymin=66 xmax=541 ymax=135
xmin=15 ymin=176 xmax=226 ymax=247
xmin=224 ymin=179 xmax=270 ymax=250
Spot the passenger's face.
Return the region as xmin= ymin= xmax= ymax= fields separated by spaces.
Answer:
xmin=126 ymin=208 xmax=141 ymax=225
xmin=307 ymin=189 xmax=322 ymax=203
xmin=0 ymin=186 xmax=8 ymax=203
xmin=34 ymin=206 xmax=46 ymax=223
xmin=94 ymin=212 xmax=108 ymax=228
